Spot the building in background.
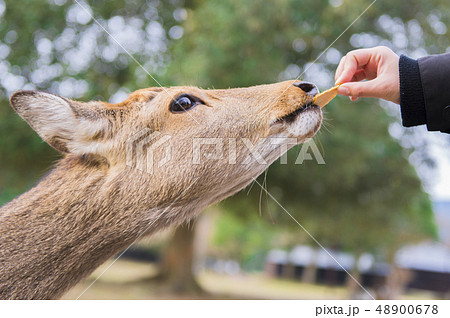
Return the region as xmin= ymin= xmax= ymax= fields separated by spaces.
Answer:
xmin=265 ymin=201 xmax=450 ymax=296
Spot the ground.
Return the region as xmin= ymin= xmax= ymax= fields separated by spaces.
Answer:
xmin=63 ymin=259 xmax=436 ymax=300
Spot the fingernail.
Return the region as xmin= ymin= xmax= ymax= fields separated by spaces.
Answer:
xmin=335 ymin=77 xmax=343 ymax=85
xmin=338 ymin=86 xmax=349 ymax=95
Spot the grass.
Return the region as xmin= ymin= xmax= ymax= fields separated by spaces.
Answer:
xmin=62 ymin=259 xmax=436 ymax=300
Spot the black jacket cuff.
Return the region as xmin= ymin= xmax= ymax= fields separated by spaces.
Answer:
xmin=399 ymin=55 xmax=427 ymax=127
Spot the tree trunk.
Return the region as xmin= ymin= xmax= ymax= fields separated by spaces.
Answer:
xmin=302 ymin=249 xmax=318 ymax=284
xmin=301 ymin=263 xmax=318 ymax=283
xmin=346 ymin=253 xmax=366 ymax=299
xmin=347 ymin=268 xmax=366 ymax=299
xmin=158 ymin=220 xmax=203 ymax=295
xmin=377 ymin=265 xmax=412 ymax=300
xmin=375 ymin=250 xmax=413 ymax=299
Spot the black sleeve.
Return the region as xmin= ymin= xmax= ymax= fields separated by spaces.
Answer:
xmin=399 ymin=53 xmax=450 ymax=133
xmin=418 ymin=53 xmax=450 ymax=133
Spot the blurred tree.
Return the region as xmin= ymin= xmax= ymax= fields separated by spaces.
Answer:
xmin=157 ymin=221 xmax=203 ymax=294
xmin=167 ymin=0 xmax=443 ymax=295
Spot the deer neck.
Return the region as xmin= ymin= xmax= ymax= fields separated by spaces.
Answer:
xmin=0 ymin=155 xmax=194 ymax=299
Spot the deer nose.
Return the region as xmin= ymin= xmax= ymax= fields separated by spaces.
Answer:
xmin=293 ymin=81 xmax=318 ymax=97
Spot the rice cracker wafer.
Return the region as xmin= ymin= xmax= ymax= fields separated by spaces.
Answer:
xmin=313 ymin=85 xmax=340 ymax=108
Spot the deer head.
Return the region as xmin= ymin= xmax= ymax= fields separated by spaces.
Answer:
xmin=10 ymin=80 xmax=323 ymax=211
xmin=10 ymin=80 xmax=321 ymax=213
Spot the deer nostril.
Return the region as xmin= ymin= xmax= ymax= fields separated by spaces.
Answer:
xmin=294 ymin=81 xmax=318 ymax=97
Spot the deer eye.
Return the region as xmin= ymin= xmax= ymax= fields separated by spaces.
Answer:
xmin=170 ymin=94 xmax=202 ymax=113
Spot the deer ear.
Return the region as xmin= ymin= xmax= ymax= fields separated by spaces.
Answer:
xmin=10 ymin=90 xmax=110 ymax=154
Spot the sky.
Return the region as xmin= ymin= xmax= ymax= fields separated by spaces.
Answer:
xmin=428 ymin=134 xmax=450 ymax=201
xmin=398 ymin=126 xmax=450 ymax=203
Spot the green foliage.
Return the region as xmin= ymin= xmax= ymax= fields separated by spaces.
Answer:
xmin=169 ymin=0 xmax=441 ymax=260
xmin=212 ymin=211 xmax=276 ymax=270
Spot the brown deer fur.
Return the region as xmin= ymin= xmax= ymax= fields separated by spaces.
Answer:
xmin=0 ymin=80 xmax=322 ymax=299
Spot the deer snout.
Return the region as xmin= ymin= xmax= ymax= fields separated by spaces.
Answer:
xmin=293 ymin=81 xmax=318 ymax=97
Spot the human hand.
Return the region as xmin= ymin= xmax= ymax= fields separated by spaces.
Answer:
xmin=335 ymin=46 xmax=400 ymax=104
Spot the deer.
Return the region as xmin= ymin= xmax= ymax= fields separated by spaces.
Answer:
xmin=0 ymin=80 xmax=322 ymax=299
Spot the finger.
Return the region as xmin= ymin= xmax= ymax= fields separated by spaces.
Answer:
xmin=339 ymin=79 xmax=384 ymax=98
xmin=335 ymin=56 xmax=346 ymax=83
xmin=335 ymin=48 xmax=375 ymax=84
xmin=350 ymin=69 xmax=367 ymax=82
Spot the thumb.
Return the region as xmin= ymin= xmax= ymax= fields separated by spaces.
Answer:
xmin=338 ymin=79 xmax=385 ymax=99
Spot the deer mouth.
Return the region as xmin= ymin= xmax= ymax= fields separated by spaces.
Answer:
xmin=273 ymin=102 xmax=320 ymax=125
